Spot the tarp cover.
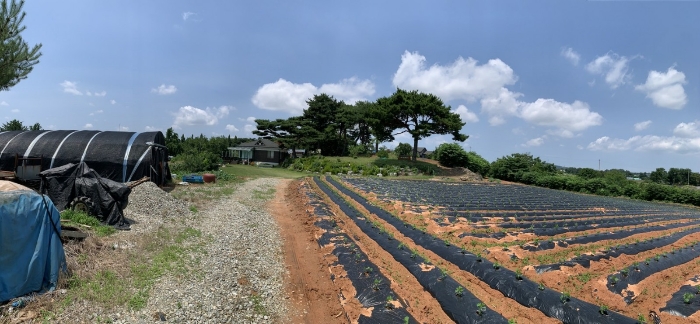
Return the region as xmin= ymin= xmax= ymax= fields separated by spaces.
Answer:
xmin=40 ymin=162 xmax=131 ymax=230
xmin=0 ymin=185 xmax=66 ymax=303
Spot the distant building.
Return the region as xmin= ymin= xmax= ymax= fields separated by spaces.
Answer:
xmin=228 ymin=138 xmax=286 ymax=165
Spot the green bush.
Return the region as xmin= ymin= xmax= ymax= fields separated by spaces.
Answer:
xmin=434 ymin=143 xmax=468 ymax=168
xmin=376 ymin=147 xmax=390 ymax=159
xmin=394 ymin=143 xmax=413 ymax=157
xmin=465 ymin=151 xmax=490 ymax=175
xmin=170 ymin=152 xmax=221 ymax=173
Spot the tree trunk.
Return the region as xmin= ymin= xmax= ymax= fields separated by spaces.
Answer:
xmin=375 ymin=139 xmax=379 ymax=156
xmin=412 ymin=137 xmax=419 ymax=161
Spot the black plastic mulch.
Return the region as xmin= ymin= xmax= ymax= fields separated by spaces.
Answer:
xmin=660 ymin=276 xmax=700 ymax=318
xmin=304 ymin=184 xmax=415 ymax=324
xmin=328 ymin=176 xmax=637 ymax=324
xmin=314 ymin=178 xmax=507 ymax=324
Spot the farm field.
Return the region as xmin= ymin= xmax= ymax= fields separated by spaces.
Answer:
xmin=301 ymin=176 xmax=700 ymax=323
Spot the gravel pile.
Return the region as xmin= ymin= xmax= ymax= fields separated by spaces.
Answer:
xmin=123 ymin=182 xmax=191 ymax=234
xmin=111 ymin=177 xmax=288 ymax=323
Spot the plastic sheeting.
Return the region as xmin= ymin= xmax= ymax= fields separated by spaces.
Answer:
xmin=0 ymin=130 xmax=171 ymax=185
xmin=326 ymin=176 xmax=637 ymax=324
xmin=0 ymin=187 xmax=66 ymax=303
xmin=315 ymin=178 xmax=507 ymax=323
xmin=40 ymin=162 xmax=131 ymax=229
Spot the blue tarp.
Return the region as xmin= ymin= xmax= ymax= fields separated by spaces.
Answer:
xmin=0 ymin=189 xmax=66 ymax=303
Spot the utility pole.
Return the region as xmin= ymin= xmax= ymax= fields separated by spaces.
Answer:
xmin=598 ymin=159 xmax=600 ymax=171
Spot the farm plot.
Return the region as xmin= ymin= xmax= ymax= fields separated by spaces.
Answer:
xmin=332 ymin=177 xmax=700 ymax=323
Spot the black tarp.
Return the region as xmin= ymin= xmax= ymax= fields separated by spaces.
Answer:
xmin=0 ymin=130 xmax=171 ymax=185
xmin=39 ymin=162 xmax=131 ymax=230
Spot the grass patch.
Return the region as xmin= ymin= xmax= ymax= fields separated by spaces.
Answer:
xmin=60 ymin=210 xmax=116 ymax=237
xmin=222 ymin=164 xmax=303 ymax=179
xmin=253 ymin=188 xmax=276 ymax=200
xmin=250 ymin=294 xmax=267 ymax=315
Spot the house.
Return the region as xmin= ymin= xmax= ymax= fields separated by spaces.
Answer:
xmin=416 ymin=147 xmax=430 ymax=158
xmin=228 ymin=138 xmax=286 ymax=165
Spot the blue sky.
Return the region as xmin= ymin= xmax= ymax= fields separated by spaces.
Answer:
xmin=1 ymin=1 xmax=698 ymax=172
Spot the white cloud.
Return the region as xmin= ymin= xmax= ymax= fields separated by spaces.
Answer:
xmin=251 ymin=77 xmax=375 ymax=115
xmin=318 ymin=77 xmax=375 ymax=104
xmin=523 ymin=136 xmax=546 ymax=147
xmin=480 ymin=87 xmax=522 ymax=125
xmin=60 ymin=80 xmax=82 ymax=95
xmin=519 ymin=99 xmax=603 ymax=136
xmin=94 ymin=91 xmax=106 ymax=97
xmin=10 ymin=109 xmax=19 ymax=113
xmin=0 ymin=101 xmax=7 ymax=106
xmin=110 ymin=99 xmax=116 ymax=105
xmin=225 ymin=124 xmax=239 ymax=132
xmin=84 ymin=123 xmax=93 ymax=129
xmin=634 ymin=120 xmax=652 ymax=131
xmin=561 ymin=47 xmax=580 ymax=66
xmin=587 ymin=135 xmax=700 ymax=153
xmin=392 ymin=51 xmax=516 ymax=102
xmin=246 ymin=116 xmax=256 ymax=123
xmin=172 ymin=105 xmax=231 ymax=129
xmin=89 ymin=109 xmax=104 ymax=116
xmin=244 ymin=124 xmax=256 ymax=136
xmin=673 ymin=121 xmax=700 ymax=138
xmin=152 ymin=84 xmax=178 ymax=95
xmin=635 ymin=67 xmax=687 ymax=109
xmin=145 ymin=126 xmax=160 ymax=131
xmin=118 ymin=126 xmax=129 ymax=131
xmin=182 ymin=12 xmax=196 ymax=21
xmin=452 ymin=105 xmax=479 ymax=124
xmin=585 ymin=53 xmax=632 ymax=89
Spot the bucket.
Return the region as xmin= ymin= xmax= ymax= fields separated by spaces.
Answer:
xmin=203 ymin=173 xmax=216 ymax=183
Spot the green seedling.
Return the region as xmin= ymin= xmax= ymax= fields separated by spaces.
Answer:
xmin=385 ymin=295 xmax=395 ymax=309
xmin=371 ymin=278 xmax=382 ymax=291
xmin=364 ymin=267 xmax=373 ymax=274
xmin=684 ymin=292 xmax=695 ymax=304
xmin=493 ymin=262 xmax=501 ymax=270
xmin=476 ymin=302 xmax=486 ymax=316
xmin=599 ymin=304 xmax=608 ymax=315
xmin=455 ymin=286 xmax=465 ymax=297
xmin=538 ymin=282 xmax=545 ymax=291
xmin=560 ymin=291 xmax=570 ymax=304
xmin=439 ymin=267 xmax=448 ymax=280
xmin=515 ymin=269 xmax=523 ymax=280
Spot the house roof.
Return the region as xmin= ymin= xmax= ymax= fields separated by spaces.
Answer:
xmin=237 ymin=138 xmax=280 ymax=148
xmin=417 ymin=147 xmax=427 ymax=152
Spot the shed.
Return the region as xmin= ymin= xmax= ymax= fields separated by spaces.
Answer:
xmin=228 ymin=138 xmax=286 ymax=165
xmin=0 ymin=130 xmax=171 ymax=185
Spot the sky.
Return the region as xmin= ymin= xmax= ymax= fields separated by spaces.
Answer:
xmin=1 ymin=1 xmax=699 ymax=172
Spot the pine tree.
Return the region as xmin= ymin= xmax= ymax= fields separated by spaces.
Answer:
xmin=0 ymin=0 xmax=42 ymax=91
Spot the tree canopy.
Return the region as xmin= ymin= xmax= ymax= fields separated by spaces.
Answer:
xmin=375 ymin=89 xmax=467 ymax=160
xmin=0 ymin=118 xmax=40 ymax=131
xmin=0 ymin=0 xmax=42 ymax=91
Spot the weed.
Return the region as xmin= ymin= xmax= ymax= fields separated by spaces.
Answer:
xmin=576 ymin=272 xmax=592 ymax=284
xmin=189 ymin=205 xmax=198 ymax=213
xmin=476 ymin=302 xmax=486 ymax=316
xmin=508 ymin=319 xmax=517 ymax=324
xmin=476 ymin=253 xmax=483 ymax=262
xmin=398 ymin=242 xmax=405 ymax=250
xmin=637 ymin=314 xmax=647 ymax=324
xmin=60 ymin=210 xmax=116 ymax=237
xmin=455 ymin=286 xmax=465 ymax=297
xmin=250 ymin=294 xmax=267 ymax=315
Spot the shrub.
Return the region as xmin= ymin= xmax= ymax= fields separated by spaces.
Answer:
xmin=394 ymin=143 xmax=412 ymax=157
xmin=170 ymin=151 xmax=221 ymax=173
xmin=465 ymin=151 xmax=490 ymax=175
xmin=434 ymin=143 xmax=468 ymax=168
xmin=376 ymin=147 xmax=390 ymax=159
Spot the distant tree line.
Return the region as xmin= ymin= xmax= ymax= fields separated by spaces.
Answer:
xmin=1 ymin=119 xmax=42 ymax=131
xmin=487 ymin=153 xmax=700 ymax=207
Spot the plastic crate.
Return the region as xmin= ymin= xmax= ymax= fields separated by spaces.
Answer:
xmin=182 ymin=174 xmax=204 ymax=183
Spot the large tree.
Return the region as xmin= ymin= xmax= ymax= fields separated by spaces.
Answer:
xmin=376 ymin=89 xmax=467 ymax=160
xmin=0 ymin=0 xmax=42 ymax=91
xmin=253 ymin=116 xmax=316 ymax=157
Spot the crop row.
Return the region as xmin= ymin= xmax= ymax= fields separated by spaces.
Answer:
xmin=322 ymin=176 xmax=636 ymax=323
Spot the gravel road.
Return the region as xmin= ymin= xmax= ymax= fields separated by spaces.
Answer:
xmin=52 ymin=178 xmax=289 ymax=324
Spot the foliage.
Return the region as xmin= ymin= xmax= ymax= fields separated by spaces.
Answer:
xmin=649 ymin=167 xmax=668 ymax=184
xmin=0 ymin=118 xmax=40 ymax=131
xmin=434 ymin=143 xmax=468 ymax=168
xmin=169 ymin=151 xmax=221 ymax=173
xmin=394 ymin=143 xmax=412 ymax=157
xmin=376 ymin=147 xmax=390 ymax=159
xmin=60 ymin=210 xmax=116 ymax=236
xmin=0 ymin=0 xmax=42 ymax=91
xmin=375 ymin=88 xmax=467 ymax=160
xmin=490 ymin=153 xmax=556 ymax=181
xmin=684 ymin=292 xmax=695 ymax=304
xmin=465 ymin=151 xmax=490 ymax=176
